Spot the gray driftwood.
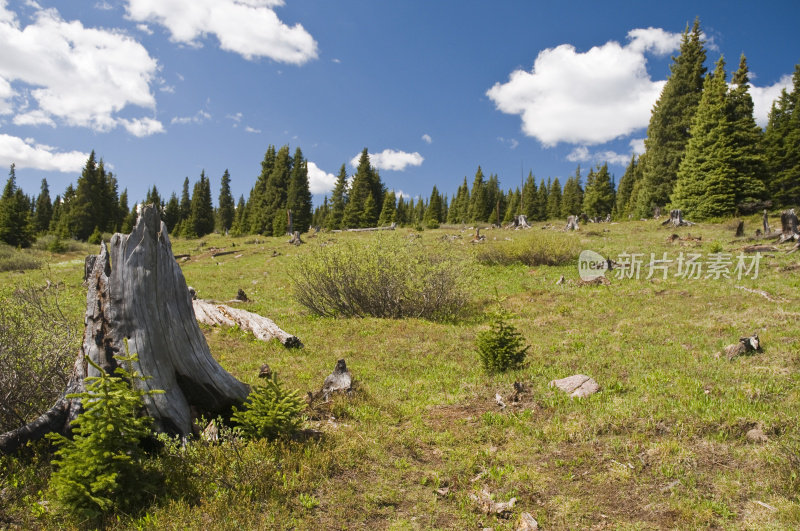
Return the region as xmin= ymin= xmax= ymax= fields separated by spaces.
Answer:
xmin=192 ymin=299 xmax=302 ymax=348
xmin=723 ymin=333 xmax=761 ymax=360
xmin=0 ymin=206 xmax=249 ymax=453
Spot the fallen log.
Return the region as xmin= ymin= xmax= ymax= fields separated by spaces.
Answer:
xmin=1 ymin=206 xmax=250 ymax=454
xmin=193 ymin=299 xmax=302 ymax=348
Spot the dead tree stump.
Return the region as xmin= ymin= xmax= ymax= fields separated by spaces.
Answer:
xmin=565 ymin=215 xmax=579 ymax=231
xmin=0 ymin=206 xmax=249 ymax=453
xmin=763 ymin=209 xmax=771 ymax=234
xmin=661 ymin=209 xmax=695 ymax=227
xmin=288 ymin=231 xmax=304 ymax=245
xmin=735 ymin=220 xmax=744 ymax=237
xmin=778 ymin=209 xmax=799 ymax=243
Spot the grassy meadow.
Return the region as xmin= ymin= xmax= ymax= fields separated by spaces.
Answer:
xmin=1 ymin=216 xmax=799 ymax=529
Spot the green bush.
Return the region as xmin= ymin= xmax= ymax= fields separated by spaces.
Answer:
xmin=292 ymin=235 xmax=469 ymax=321
xmin=232 ymin=373 xmax=305 ymax=440
xmin=47 ymin=351 xmax=162 ymax=522
xmin=87 ymin=226 xmax=103 ymax=245
xmin=476 ymin=306 xmax=529 ymax=372
xmin=0 ymin=244 xmax=41 ymax=272
xmin=475 ymin=231 xmax=578 ymax=267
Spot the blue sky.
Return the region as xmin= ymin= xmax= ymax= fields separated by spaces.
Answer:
xmin=1 ymin=0 xmax=798 ymax=207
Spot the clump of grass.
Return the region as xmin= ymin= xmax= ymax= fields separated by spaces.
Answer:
xmin=0 ymin=244 xmax=41 ymax=272
xmin=292 ymin=234 xmax=469 ymax=321
xmin=475 ymin=231 xmax=578 ymax=266
xmin=32 ymin=235 xmax=86 ymax=254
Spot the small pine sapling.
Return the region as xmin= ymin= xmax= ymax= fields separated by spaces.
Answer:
xmin=47 ymin=346 xmax=162 ymax=521
xmin=476 ymin=305 xmax=529 ymax=373
xmin=231 ymin=373 xmax=305 ymax=440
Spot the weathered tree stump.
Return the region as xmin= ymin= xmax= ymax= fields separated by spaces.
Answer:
xmin=661 ymin=209 xmax=695 ymax=227
xmin=288 ymin=231 xmax=304 ymax=245
xmin=565 ymin=215 xmax=579 ymax=231
xmin=763 ymin=209 xmax=771 ymax=235
xmin=778 ymin=209 xmax=799 ymax=243
xmin=0 ymin=206 xmax=249 ymax=453
xmin=735 ymin=220 xmax=744 ymax=237
xmin=511 ymin=215 xmax=531 ymax=229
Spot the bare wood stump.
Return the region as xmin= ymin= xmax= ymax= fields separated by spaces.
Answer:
xmin=1 ymin=206 xmax=249 ymax=453
xmin=288 ymin=231 xmax=304 ymax=245
xmin=778 ymin=209 xmax=799 ymax=243
xmin=763 ymin=209 xmax=771 ymax=234
xmin=565 ymin=215 xmax=579 ymax=231
xmin=735 ymin=220 xmax=744 ymax=237
xmin=661 ymin=209 xmax=695 ymax=227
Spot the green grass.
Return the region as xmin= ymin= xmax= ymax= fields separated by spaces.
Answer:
xmin=1 ymin=219 xmax=799 ymax=529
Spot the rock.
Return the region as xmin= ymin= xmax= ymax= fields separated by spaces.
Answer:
xmin=550 ymin=374 xmax=600 ymax=398
xmin=517 ymin=512 xmax=539 ymax=530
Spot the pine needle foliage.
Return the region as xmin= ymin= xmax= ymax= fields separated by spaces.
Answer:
xmin=476 ymin=305 xmax=529 ymax=373
xmin=47 ymin=350 xmax=162 ymax=522
xmin=231 ymin=373 xmax=305 ymax=441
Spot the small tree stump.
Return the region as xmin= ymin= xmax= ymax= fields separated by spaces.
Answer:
xmin=661 ymin=209 xmax=695 ymax=227
xmin=735 ymin=220 xmax=744 ymax=237
xmin=778 ymin=209 xmax=799 ymax=243
xmin=288 ymin=231 xmax=304 ymax=245
xmin=565 ymin=215 xmax=579 ymax=231
xmin=763 ymin=209 xmax=771 ymax=234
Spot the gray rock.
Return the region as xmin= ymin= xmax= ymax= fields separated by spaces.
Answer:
xmin=549 ymin=374 xmax=599 ymax=398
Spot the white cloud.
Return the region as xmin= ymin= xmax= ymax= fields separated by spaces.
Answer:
xmin=120 ymin=116 xmax=164 ymax=136
xmin=350 ymin=149 xmax=424 ymax=171
xmin=0 ymin=134 xmax=88 ymax=172
xmin=421 ymin=133 xmax=432 ymax=144
xmin=171 ymin=109 xmax=210 ymax=125
xmin=13 ymin=109 xmax=55 ymax=127
xmin=159 ymin=84 xmax=175 ymax=93
xmin=0 ymin=2 xmax=162 ymax=135
xmin=244 ymin=125 xmax=260 ymax=133
xmin=567 ymin=145 xmax=634 ymax=166
xmin=487 ymin=28 xmax=681 ymax=146
xmin=629 ymin=137 xmax=645 ymax=155
xmin=750 ymin=74 xmax=792 ymax=127
xmin=227 ymin=112 xmax=242 ymax=123
xmin=497 ymin=136 xmax=519 ymax=149
xmin=307 ymin=161 xmax=336 ymax=194
xmin=94 ymin=1 xmax=113 ymax=10
xmin=0 ymin=76 xmax=15 ymax=114
xmin=136 ymin=23 xmax=153 ymax=35
xmin=332 ymin=58 xmax=341 ymax=64
xmin=125 ymin=0 xmax=318 ymax=63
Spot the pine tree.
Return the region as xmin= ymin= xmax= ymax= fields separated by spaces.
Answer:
xmin=395 ymin=196 xmax=408 ymax=226
xmin=503 ymin=188 xmax=521 ymax=223
xmin=485 ymin=175 xmax=502 ymax=224
xmin=163 ymin=193 xmax=180 ymax=233
xmin=763 ymin=63 xmax=800 ymax=207
xmin=424 ymin=186 xmax=443 ymax=227
xmin=534 ymin=179 xmax=548 ymax=220
xmin=583 ymin=163 xmax=616 ymax=218
xmin=672 ymin=57 xmax=740 ymax=218
xmin=217 ymin=169 xmax=235 ymax=234
xmin=0 ymin=164 xmax=34 ymax=247
xmin=636 ymin=18 xmax=707 ymax=215
xmin=34 ymin=178 xmax=53 ymax=233
xmin=378 ymin=190 xmax=397 ymax=226
xmin=468 ymin=166 xmax=488 ymax=222
xmin=615 ymin=156 xmax=638 ymax=218
xmin=232 ymin=194 xmax=248 ymax=236
xmin=343 ymin=149 xmax=384 ymax=228
xmin=326 ymin=164 xmax=348 ymax=230
xmin=546 ymin=178 xmax=562 ymax=220
xmin=520 ymin=172 xmax=537 ymax=220
xmin=448 ymin=177 xmax=470 ymax=224
xmin=249 ymin=145 xmax=278 ymax=235
xmin=117 ymin=189 xmax=129 ymax=233
xmin=286 ymin=148 xmax=312 ymax=233
xmin=561 ymin=166 xmax=584 ymax=217
xmin=187 ymin=171 xmax=215 ymax=237
xmin=178 ymin=177 xmax=191 ymax=226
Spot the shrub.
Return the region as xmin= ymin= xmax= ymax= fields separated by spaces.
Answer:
xmin=231 ymin=373 xmax=305 ymax=440
xmin=47 ymin=351 xmax=161 ymax=522
xmin=0 ymin=287 xmax=76 ymax=432
xmin=476 ymin=306 xmax=529 ymax=372
xmin=0 ymin=244 xmax=41 ymax=272
xmin=87 ymin=226 xmax=103 ymax=245
xmin=475 ymin=232 xmax=578 ymax=267
xmin=292 ymin=235 xmax=469 ymax=321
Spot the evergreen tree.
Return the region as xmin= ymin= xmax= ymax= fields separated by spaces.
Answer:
xmin=312 ymin=196 xmax=329 ymax=228
xmin=615 ymin=156 xmax=638 ymax=218
xmin=217 ymin=169 xmax=235 ymax=234
xmin=117 ymin=189 xmax=129 ymax=232
xmin=672 ymin=57 xmax=764 ymax=218
xmin=49 ymin=194 xmax=62 ymax=234
xmin=448 ymin=177 xmax=470 ymax=224
xmin=248 ymin=145 xmax=278 ymax=234
xmin=378 ymin=190 xmax=397 ymax=226
xmin=343 ymin=149 xmax=384 ymax=228
xmin=485 ymin=175 xmax=502 ymax=224
xmin=636 ymin=18 xmax=707 ymax=215
xmin=546 ymin=178 xmax=562 ymax=219
xmin=286 ymin=148 xmax=312 ymax=233
xmin=534 ymin=179 xmax=548 ymax=220
xmin=0 ymin=164 xmax=34 ymax=247
xmin=561 ymin=166 xmax=584 ymax=217
xmin=187 ymin=171 xmax=215 ymax=237
xmin=163 ymin=193 xmax=180 ymax=233
xmin=503 ymin=188 xmax=521 ymax=223
xmin=179 ymin=177 xmax=191 ymax=225
xmin=468 ymin=166 xmax=488 ymax=222
xmin=763 ymin=63 xmax=800 ymax=207
xmin=121 ymin=202 xmax=137 ymax=234
xmin=267 ymin=146 xmax=293 ymax=235
xmin=424 ymin=185 xmax=443 ymax=227
xmin=145 ymin=185 xmax=163 ymax=212
xmin=232 ymin=194 xmax=248 ymax=235
xmin=326 ymin=164 xmax=348 ymax=230
xmin=520 ymin=172 xmax=537 ymax=220
xmin=583 ymin=163 xmax=616 ymax=218
xmin=34 ymin=178 xmax=52 ymax=233
xmin=395 ymin=195 xmax=408 ymax=226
